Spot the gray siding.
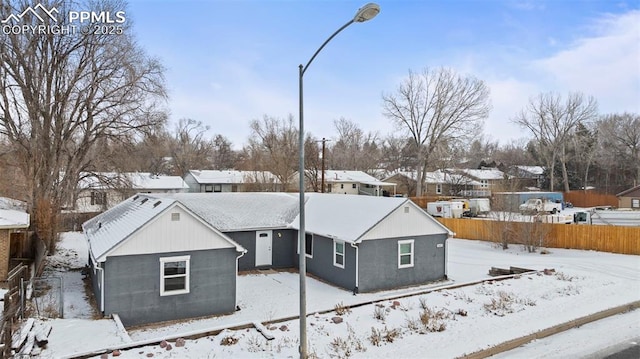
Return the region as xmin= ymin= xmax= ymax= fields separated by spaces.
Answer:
xmin=88 ymin=255 xmax=103 ymax=312
xmin=183 ymin=173 xmax=199 ymax=193
xmin=301 ymin=234 xmax=357 ymax=292
xmin=227 ymin=229 xmax=296 ymax=271
xmin=103 ymin=248 xmax=238 ymax=326
xmin=358 ymin=234 xmax=447 ymax=292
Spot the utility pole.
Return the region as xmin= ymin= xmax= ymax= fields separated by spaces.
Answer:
xmin=318 ymin=138 xmax=331 ymax=193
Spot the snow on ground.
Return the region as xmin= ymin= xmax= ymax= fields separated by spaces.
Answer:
xmin=31 ymin=232 xmax=640 ymax=358
xmin=491 ymin=309 xmax=640 ymax=358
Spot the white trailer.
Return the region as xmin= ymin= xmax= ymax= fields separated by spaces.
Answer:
xmin=468 ymin=198 xmax=491 ymax=217
xmin=573 ymin=209 xmax=640 ymax=226
xmin=426 ymin=201 xmax=464 ymax=218
xmin=519 ymin=198 xmax=562 ymax=214
xmin=537 ymin=214 xmax=574 ymax=224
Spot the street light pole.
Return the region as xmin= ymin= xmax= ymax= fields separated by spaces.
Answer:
xmin=297 ymin=3 xmax=380 ymax=358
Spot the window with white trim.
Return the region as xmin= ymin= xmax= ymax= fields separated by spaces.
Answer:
xmin=435 ymin=184 xmax=442 ymax=194
xmin=398 ymin=240 xmax=414 ymax=268
xmin=160 ymin=255 xmax=190 ymax=296
xmin=333 ymin=240 xmax=345 ymax=268
xmin=632 ymin=198 xmax=639 ymax=208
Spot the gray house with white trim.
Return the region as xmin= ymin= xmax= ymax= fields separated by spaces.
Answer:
xmin=296 ymin=194 xmax=451 ymax=292
xmin=150 ymin=193 xmax=452 ymax=292
xmin=83 ymin=195 xmax=246 ymax=326
xmin=85 ymin=192 xmax=452 ymax=326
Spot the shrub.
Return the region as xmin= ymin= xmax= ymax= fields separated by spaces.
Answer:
xmin=334 ymin=301 xmax=351 ymax=316
xmin=373 ymin=305 xmax=387 ymax=321
xmin=220 ymin=335 xmax=239 ymax=346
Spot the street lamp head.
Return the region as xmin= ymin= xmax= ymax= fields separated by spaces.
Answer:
xmin=353 ymin=3 xmax=380 ymax=22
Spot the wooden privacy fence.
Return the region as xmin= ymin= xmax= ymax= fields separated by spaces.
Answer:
xmin=437 ymin=218 xmax=640 ymax=255
xmin=563 ymin=191 xmax=618 ymax=208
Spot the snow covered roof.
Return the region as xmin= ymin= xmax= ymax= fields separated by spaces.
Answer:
xmin=151 ymin=192 xmax=299 ymax=231
xmin=514 ymin=166 xmax=544 ymax=176
xmin=428 ymin=171 xmax=483 ymax=186
xmin=85 ymin=192 xmax=451 ymax=256
xmin=83 ymin=194 xmax=244 ymax=262
xmin=296 ymin=193 xmax=450 ymax=243
xmin=0 ymin=208 xmax=30 ymax=229
xmin=450 ymin=168 xmax=505 ymax=180
xmin=324 ymin=170 xmax=396 ymax=187
xmin=384 ymin=170 xmax=483 ymax=186
xmin=78 ymin=172 xmax=189 ymax=190
xmin=187 ymin=170 xmax=278 ymax=184
xmin=0 ymin=197 xmax=27 ymax=211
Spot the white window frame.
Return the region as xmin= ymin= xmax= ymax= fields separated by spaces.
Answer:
xmin=435 ymin=184 xmax=442 ymax=194
xmin=160 ymin=255 xmax=190 ymax=296
xmin=398 ymin=240 xmax=414 ymax=269
xmin=632 ymin=198 xmax=639 ymax=208
xmin=333 ymin=240 xmax=345 ymax=268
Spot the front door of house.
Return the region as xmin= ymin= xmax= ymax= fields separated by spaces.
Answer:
xmin=255 ymin=230 xmax=273 ymax=266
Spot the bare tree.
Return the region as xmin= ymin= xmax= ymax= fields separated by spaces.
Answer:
xmin=512 ymin=92 xmax=598 ymax=192
xmin=304 ymin=135 xmax=322 ymax=192
xmin=379 ymin=134 xmax=414 ymax=174
xmin=329 ymin=118 xmax=380 ymax=172
xmin=382 ymin=67 xmax=490 ymax=196
xmin=569 ymin=122 xmax=598 ymax=190
xmin=247 ymin=115 xmax=298 ymax=191
xmin=170 ymin=118 xmax=214 ymax=176
xmin=211 ymin=134 xmax=237 ymax=170
xmin=597 ymin=113 xmax=640 ymax=187
xmin=0 ymin=0 xmax=166 ymax=248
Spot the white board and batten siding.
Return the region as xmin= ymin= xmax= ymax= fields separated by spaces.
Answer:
xmin=359 ymin=201 xmax=450 ymax=241
xmin=108 ymin=204 xmax=235 ymax=257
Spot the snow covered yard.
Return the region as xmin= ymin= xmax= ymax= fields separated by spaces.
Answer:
xmin=27 ymin=232 xmax=640 ymax=358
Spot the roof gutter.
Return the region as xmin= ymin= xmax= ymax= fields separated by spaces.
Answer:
xmin=235 ymin=249 xmax=247 ymax=309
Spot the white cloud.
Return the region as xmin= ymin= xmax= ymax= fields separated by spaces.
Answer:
xmin=533 ymin=10 xmax=640 ymax=114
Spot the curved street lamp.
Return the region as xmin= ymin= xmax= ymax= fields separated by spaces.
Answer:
xmin=297 ymin=3 xmax=380 ymax=357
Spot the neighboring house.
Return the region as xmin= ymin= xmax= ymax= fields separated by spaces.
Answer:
xmin=509 ymin=165 xmax=545 ymax=190
xmin=445 ymin=168 xmax=506 ymax=196
xmin=184 ymin=170 xmax=280 ymax=193
xmin=616 ymin=185 xmax=640 ymax=209
xmin=84 ymin=192 xmax=452 ymax=325
xmin=72 ymin=172 xmax=189 ymax=213
xmin=83 ymin=195 xmax=246 ymax=326
xmin=383 ymin=170 xmax=482 ymax=197
xmin=322 ymin=170 xmax=396 ymax=196
xmin=0 ymin=198 xmax=30 ymax=281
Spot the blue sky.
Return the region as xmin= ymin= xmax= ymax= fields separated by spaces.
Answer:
xmin=126 ymin=0 xmax=640 ymax=149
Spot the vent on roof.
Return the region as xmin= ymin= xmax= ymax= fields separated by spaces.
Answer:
xmin=153 ymin=200 xmax=162 ymax=208
xmin=133 ymin=195 xmax=139 ymax=201
xmin=140 ymin=198 xmax=148 ymax=205
xmin=98 ymin=222 xmax=102 ymax=229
